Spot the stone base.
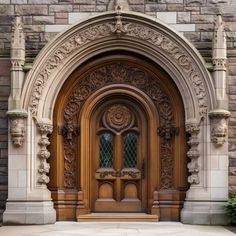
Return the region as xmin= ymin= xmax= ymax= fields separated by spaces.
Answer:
xmin=0 ymin=209 xmax=3 ymax=223
xmin=3 ymin=201 xmax=56 ymax=225
xmin=181 ymin=201 xmax=229 ymax=225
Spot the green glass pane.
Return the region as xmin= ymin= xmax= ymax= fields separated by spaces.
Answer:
xmin=124 ymin=133 xmax=137 ymax=168
xmin=99 ymin=133 xmax=113 ymax=168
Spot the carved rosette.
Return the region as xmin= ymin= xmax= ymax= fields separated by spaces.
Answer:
xmin=104 ymin=104 xmax=133 ymax=132
xmin=37 ymin=122 xmax=53 ymax=185
xmin=209 ymin=110 xmax=230 ymax=146
xmin=7 ymin=110 xmax=28 ymax=147
xmin=186 ymin=120 xmax=200 ymax=185
xmin=63 ymin=62 xmax=176 ymax=190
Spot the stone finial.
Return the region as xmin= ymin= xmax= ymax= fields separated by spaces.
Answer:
xmin=108 ymin=0 xmax=130 ymax=11
xmin=11 ymin=15 xmax=25 ymax=68
xmin=212 ymin=14 xmax=226 ymax=69
xmin=112 ymin=6 xmax=127 ymax=37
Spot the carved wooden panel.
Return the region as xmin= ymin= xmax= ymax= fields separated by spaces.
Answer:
xmin=62 ymin=62 xmax=176 ymax=189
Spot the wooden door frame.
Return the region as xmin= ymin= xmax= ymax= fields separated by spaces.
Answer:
xmin=78 ymin=84 xmax=159 ymax=215
xmin=50 ymin=55 xmax=187 ymax=221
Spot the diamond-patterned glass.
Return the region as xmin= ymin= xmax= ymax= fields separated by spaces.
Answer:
xmin=124 ymin=133 xmax=138 ymax=168
xmin=99 ymin=133 xmax=113 ymax=168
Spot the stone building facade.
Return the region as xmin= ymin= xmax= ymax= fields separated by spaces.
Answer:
xmin=0 ymin=0 xmax=236 ymax=225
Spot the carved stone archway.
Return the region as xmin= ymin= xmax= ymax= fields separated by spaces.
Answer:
xmin=4 ymin=11 xmax=229 ymax=225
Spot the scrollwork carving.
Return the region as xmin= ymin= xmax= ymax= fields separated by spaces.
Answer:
xmin=61 ymin=123 xmax=80 ymax=188
xmin=37 ymin=121 xmax=53 ymax=185
xmin=29 ymin=15 xmax=208 ymax=119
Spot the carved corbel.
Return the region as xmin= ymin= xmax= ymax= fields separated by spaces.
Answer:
xmin=209 ymin=109 xmax=230 ymax=146
xmin=186 ymin=119 xmax=200 ymax=184
xmin=157 ymin=123 xmax=179 ymax=141
xmin=36 ymin=120 xmax=53 ymax=185
xmin=7 ymin=109 xmax=28 ymax=147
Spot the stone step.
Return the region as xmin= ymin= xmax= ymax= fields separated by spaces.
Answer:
xmin=77 ymin=213 xmax=159 ymax=222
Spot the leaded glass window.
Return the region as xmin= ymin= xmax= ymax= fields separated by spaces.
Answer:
xmin=99 ymin=133 xmax=113 ymax=168
xmin=124 ymin=133 xmax=138 ymax=168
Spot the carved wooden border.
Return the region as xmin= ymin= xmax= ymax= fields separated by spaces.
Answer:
xmin=62 ymin=62 xmax=175 ymax=189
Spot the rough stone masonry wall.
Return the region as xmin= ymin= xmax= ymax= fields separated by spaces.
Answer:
xmin=0 ymin=0 xmax=236 ymax=221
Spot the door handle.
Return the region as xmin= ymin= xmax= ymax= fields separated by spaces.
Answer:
xmin=141 ymin=160 xmax=145 ymax=179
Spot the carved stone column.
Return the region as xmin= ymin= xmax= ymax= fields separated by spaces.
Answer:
xmin=212 ymin=14 xmax=227 ymax=109
xmin=9 ymin=15 xmax=25 ymax=110
xmin=185 ymin=120 xmax=200 ymax=185
xmin=3 ymin=117 xmax=56 ymax=224
xmin=36 ymin=121 xmax=53 ymax=185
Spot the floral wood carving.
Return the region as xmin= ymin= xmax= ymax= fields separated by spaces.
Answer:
xmin=29 ymin=15 xmax=208 ymax=118
xmin=61 ymin=124 xmax=80 ymax=188
xmin=103 ymin=104 xmax=134 ymax=132
xmin=63 ymin=62 xmax=175 ymax=189
xmin=37 ymin=122 xmax=53 ymax=185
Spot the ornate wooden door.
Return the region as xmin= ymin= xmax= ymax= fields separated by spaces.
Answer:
xmin=50 ymin=56 xmax=188 ymax=221
xmin=91 ymin=102 xmax=147 ymax=212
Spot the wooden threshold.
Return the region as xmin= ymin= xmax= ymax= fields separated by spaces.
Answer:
xmin=77 ymin=213 xmax=159 ymax=222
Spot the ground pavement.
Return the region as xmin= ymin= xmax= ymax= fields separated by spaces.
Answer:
xmin=0 ymin=222 xmax=234 ymax=236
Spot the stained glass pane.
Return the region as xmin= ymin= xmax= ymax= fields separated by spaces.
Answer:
xmin=124 ymin=133 xmax=138 ymax=168
xmin=99 ymin=133 xmax=113 ymax=168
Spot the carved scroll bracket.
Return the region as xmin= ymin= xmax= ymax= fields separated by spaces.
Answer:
xmin=186 ymin=119 xmax=200 ymax=185
xmin=209 ymin=109 xmax=230 ymax=146
xmin=7 ymin=109 xmax=28 ymax=147
xmin=36 ymin=120 xmax=53 ymax=185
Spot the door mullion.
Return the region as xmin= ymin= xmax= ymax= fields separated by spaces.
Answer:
xmin=115 ymin=134 xmax=122 ymax=202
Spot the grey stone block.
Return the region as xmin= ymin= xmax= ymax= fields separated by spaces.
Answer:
xmin=177 ymin=12 xmax=190 ymax=23
xmin=49 ymin=4 xmax=73 ymax=13
xmin=186 ymin=0 xmax=206 ymax=6
xmin=33 ymin=16 xmax=55 ymax=24
xmin=15 ymin=5 xmax=48 ymax=15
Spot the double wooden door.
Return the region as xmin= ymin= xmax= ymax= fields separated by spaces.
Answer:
xmin=50 ymin=56 xmax=188 ymax=221
xmin=91 ymin=102 xmax=147 ymax=212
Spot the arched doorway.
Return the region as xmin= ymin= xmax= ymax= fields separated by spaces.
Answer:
xmin=5 ymin=11 xmax=229 ymax=226
xmin=50 ymin=54 xmax=187 ymax=221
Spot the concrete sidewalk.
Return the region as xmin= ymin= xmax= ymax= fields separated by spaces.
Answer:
xmin=0 ymin=222 xmax=234 ymax=236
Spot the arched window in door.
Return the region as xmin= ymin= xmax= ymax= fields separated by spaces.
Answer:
xmin=99 ymin=132 xmax=113 ymax=168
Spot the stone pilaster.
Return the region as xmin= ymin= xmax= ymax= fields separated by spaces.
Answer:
xmin=9 ymin=15 xmax=25 ymax=110
xmin=212 ymin=14 xmax=227 ymax=109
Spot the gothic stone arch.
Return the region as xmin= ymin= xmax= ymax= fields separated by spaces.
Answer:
xmin=4 ymin=11 xmax=229 ymax=225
